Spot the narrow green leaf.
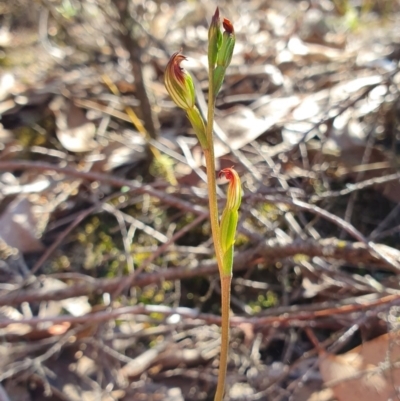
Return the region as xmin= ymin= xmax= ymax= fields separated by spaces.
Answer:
xmin=187 ymin=106 xmax=208 ymax=149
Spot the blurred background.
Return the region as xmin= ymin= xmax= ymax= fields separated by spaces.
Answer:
xmin=1 ymin=0 xmax=400 ymax=400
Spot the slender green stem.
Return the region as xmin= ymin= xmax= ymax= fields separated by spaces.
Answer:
xmin=204 ymin=149 xmax=223 ymax=270
xmin=206 ymin=58 xmax=230 ymax=401
xmin=204 ymin=67 xmax=224 ymax=272
xmin=214 ymin=274 xmax=232 ymax=401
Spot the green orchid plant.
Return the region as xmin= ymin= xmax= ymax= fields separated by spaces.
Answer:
xmin=164 ymin=8 xmax=241 ymax=401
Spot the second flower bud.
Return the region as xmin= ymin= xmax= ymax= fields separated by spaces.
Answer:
xmin=164 ymin=52 xmax=196 ymax=110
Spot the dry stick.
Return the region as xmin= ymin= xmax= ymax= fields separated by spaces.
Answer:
xmin=102 ymin=202 xmax=136 ymax=275
xmin=3 ymin=160 xmax=396 ymax=269
xmin=0 ymin=237 xmax=396 ymax=307
xmin=311 ymin=171 xmax=400 ymax=201
xmin=138 ymin=214 xmax=207 ymax=268
xmin=101 ymin=74 xmax=177 ymax=185
xmin=113 ymin=0 xmax=158 ymax=140
xmin=0 ymin=162 xmax=397 ymax=280
xmin=250 ymin=77 xmax=388 ymax=162
xmin=246 ymin=292 xmax=400 ymax=328
xmin=340 ymin=126 xmax=377 ymax=240
xmin=2 ymin=291 xmax=400 ymax=330
xmin=112 ymin=213 xmax=207 ymax=298
xmin=284 ymin=327 xmax=360 ymax=401
xmin=29 ymin=187 xmax=165 ymax=277
xmin=0 ymin=385 xmax=11 ymax=401
xmin=0 ymin=162 xmax=207 ymax=292
xmin=0 ymin=322 xmax=92 ymax=382
xmin=0 ymin=159 xmax=209 ymax=298
xmin=254 ymin=194 xmax=400 ymax=271
xmin=295 ymin=76 xmax=392 ymax=149
xmin=291 ymin=198 xmax=400 ymax=271
xmin=0 ymin=161 xmax=206 ymax=216
xmin=270 ymin=318 xmax=370 ymax=401
xmin=369 ymin=203 xmax=400 ymax=240
xmin=254 ymin=143 xmax=317 ymax=241
xmin=30 ymin=205 xmax=96 ymax=276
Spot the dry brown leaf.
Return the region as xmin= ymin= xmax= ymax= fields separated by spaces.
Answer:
xmin=214 ymin=105 xmax=279 ymax=157
xmin=0 ymin=196 xmax=44 ymax=253
xmin=50 ymin=97 xmax=97 ymax=152
xmin=319 ymin=331 xmax=400 ymax=401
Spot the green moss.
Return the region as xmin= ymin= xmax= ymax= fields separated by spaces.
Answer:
xmin=293 ymin=254 xmax=310 ymax=263
xmin=249 ymin=291 xmax=278 ymax=313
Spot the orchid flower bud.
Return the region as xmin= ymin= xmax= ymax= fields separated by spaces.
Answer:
xmin=208 ymin=7 xmax=222 ymax=70
xmin=164 ymin=52 xmax=208 ymax=148
xmin=219 ymin=167 xmax=242 ymax=275
xmin=217 ymin=19 xmax=235 ymax=68
xmin=213 ymin=18 xmax=235 ymax=97
xmin=164 ymin=52 xmax=196 ymax=110
xmin=219 ymin=167 xmax=242 ymax=212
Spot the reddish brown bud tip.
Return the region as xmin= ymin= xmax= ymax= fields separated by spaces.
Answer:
xmin=208 ymin=7 xmax=222 ymax=68
xmin=164 ymin=52 xmax=195 ymax=110
xmin=219 ymin=166 xmax=235 ymax=180
xmin=219 ymin=167 xmax=242 ymax=212
xmin=222 ymin=18 xmax=234 ymax=34
xmin=213 ymin=7 xmax=220 ymax=21
xmin=169 ymin=52 xmax=187 ymax=85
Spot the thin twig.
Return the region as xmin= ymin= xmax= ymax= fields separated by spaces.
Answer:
xmin=2 ymin=291 xmax=400 ymax=330
xmin=0 ymin=385 xmax=11 ymax=401
xmin=0 ymin=161 xmax=206 ymax=215
xmin=310 ymin=171 xmax=400 ymax=201
xmin=0 ymin=237 xmax=397 ymax=306
xmin=252 ymin=194 xmax=400 ymax=271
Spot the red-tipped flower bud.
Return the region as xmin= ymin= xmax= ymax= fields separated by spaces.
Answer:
xmin=219 ymin=167 xmax=242 ymax=274
xmin=219 ymin=167 xmax=242 ymax=211
xmin=164 ymin=52 xmax=196 ymax=110
xmin=213 ymin=18 xmax=235 ymax=96
xmin=217 ymin=18 xmax=235 ymax=68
